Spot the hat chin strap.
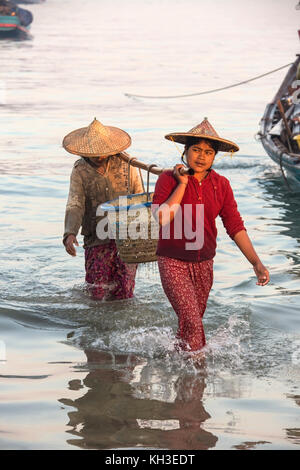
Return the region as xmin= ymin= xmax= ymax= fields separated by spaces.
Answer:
xmin=169 ymin=135 xmax=185 ymax=156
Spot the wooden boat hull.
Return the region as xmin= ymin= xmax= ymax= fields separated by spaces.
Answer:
xmin=0 ymin=14 xmax=20 ymax=31
xmin=0 ymin=15 xmax=30 ymax=37
xmin=259 ymin=56 xmax=300 ymax=185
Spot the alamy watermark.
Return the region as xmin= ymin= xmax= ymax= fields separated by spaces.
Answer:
xmin=96 ymin=197 xmax=205 ymax=250
xmin=0 ymin=340 xmax=6 ymax=363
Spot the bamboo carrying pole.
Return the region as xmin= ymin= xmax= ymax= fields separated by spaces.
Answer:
xmin=120 ymin=151 xmax=165 ymax=175
xmin=119 ymin=151 xmax=190 ymax=176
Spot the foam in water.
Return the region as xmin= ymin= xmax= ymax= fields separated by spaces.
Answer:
xmin=69 ymin=313 xmax=254 ymax=374
xmin=205 ymin=314 xmax=251 ymax=368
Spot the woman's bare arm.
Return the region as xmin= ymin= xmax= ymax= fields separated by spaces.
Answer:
xmin=233 ymin=230 xmax=270 ymax=286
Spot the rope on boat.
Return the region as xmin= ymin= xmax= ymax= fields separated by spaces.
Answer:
xmin=125 ymin=62 xmax=294 ymax=100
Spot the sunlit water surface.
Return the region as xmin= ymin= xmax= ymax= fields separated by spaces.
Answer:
xmin=0 ymin=0 xmax=300 ymax=450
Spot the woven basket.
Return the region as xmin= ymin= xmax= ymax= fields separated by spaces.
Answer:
xmin=100 ymin=161 xmax=159 ymax=264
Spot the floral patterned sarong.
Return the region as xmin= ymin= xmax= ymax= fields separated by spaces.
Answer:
xmin=157 ymin=255 xmax=214 ymax=352
xmin=84 ymin=241 xmax=137 ymax=300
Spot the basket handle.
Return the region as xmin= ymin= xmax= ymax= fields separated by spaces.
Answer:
xmin=127 ymin=157 xmax=137 ymax=195
xmin=146 ymin=164 xmax=158 ymax=201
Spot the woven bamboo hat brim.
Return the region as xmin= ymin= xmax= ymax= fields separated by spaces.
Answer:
xmin=62 ymin=118 xmax=131 ymax=158
xmin=165 ymin=118 xmax=239 ymax=153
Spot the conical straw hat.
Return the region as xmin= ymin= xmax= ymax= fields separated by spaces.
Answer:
xmin=165 ymin=118 xmax=239 ymax=153
xmin=62 ymin=118 xmax=131 ymax=158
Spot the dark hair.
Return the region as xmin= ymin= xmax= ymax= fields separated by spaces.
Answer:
xmin=181 ymin=137 xmax=219 ymax=164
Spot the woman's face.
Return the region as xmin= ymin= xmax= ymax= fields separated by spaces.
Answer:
xmin=186 ymin=139 xmax=216 ymax=173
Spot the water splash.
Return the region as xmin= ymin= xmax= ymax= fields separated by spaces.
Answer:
xmin=205 ymin=314 xmax=251 ymax=371
xmin=96 ymin=326 xmax=176 ymax=359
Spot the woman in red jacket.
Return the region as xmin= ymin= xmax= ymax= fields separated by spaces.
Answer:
xmin=152 ymin=118 xmax=270 ymax=359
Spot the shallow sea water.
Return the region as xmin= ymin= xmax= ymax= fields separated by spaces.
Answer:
xmin=0 ymin=0 xmax=300 ymax=450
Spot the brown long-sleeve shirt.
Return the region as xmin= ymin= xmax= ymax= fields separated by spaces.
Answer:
xmin=63 ymin=155 xmax=144 ymax=248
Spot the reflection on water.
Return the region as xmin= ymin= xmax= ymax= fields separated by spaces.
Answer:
xmin=285 ymin=394 xmax=300 ymax=446
xmin=232 ymin=440 xmax=272 ymax=450
xmin=59 ymin=350 xmax=217 ymax=450
xmin=258 ymin=169 xmax=300 ymax=244
xmin=56 ymin=348 xmax=300 ymax=451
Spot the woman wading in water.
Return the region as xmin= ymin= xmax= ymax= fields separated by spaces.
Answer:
xmin=62 ymin=118 xmax=143 ymax=300
xmin=152 ymin=118 xmax=270 ymax=360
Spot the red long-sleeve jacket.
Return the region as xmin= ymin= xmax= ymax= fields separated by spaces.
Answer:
xmin=152 ymin=169 xmax=246 ymax=262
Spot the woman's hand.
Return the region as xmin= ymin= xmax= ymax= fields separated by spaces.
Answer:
xmin=253 ymin=261 xmax=270 ymax=286
xmin=232 ymin=231 xmax=270 ymax=286
xmin=65 ymin=234 xmax=79 ymax=256
xmin=154 ymin=165 xmax=189 ymax=226
xmin=173 ymin=164 xmax=188 ymax=186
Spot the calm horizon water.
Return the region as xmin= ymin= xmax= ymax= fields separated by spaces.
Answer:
xmin=1 ymin=0 xmax=300 ymax=450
